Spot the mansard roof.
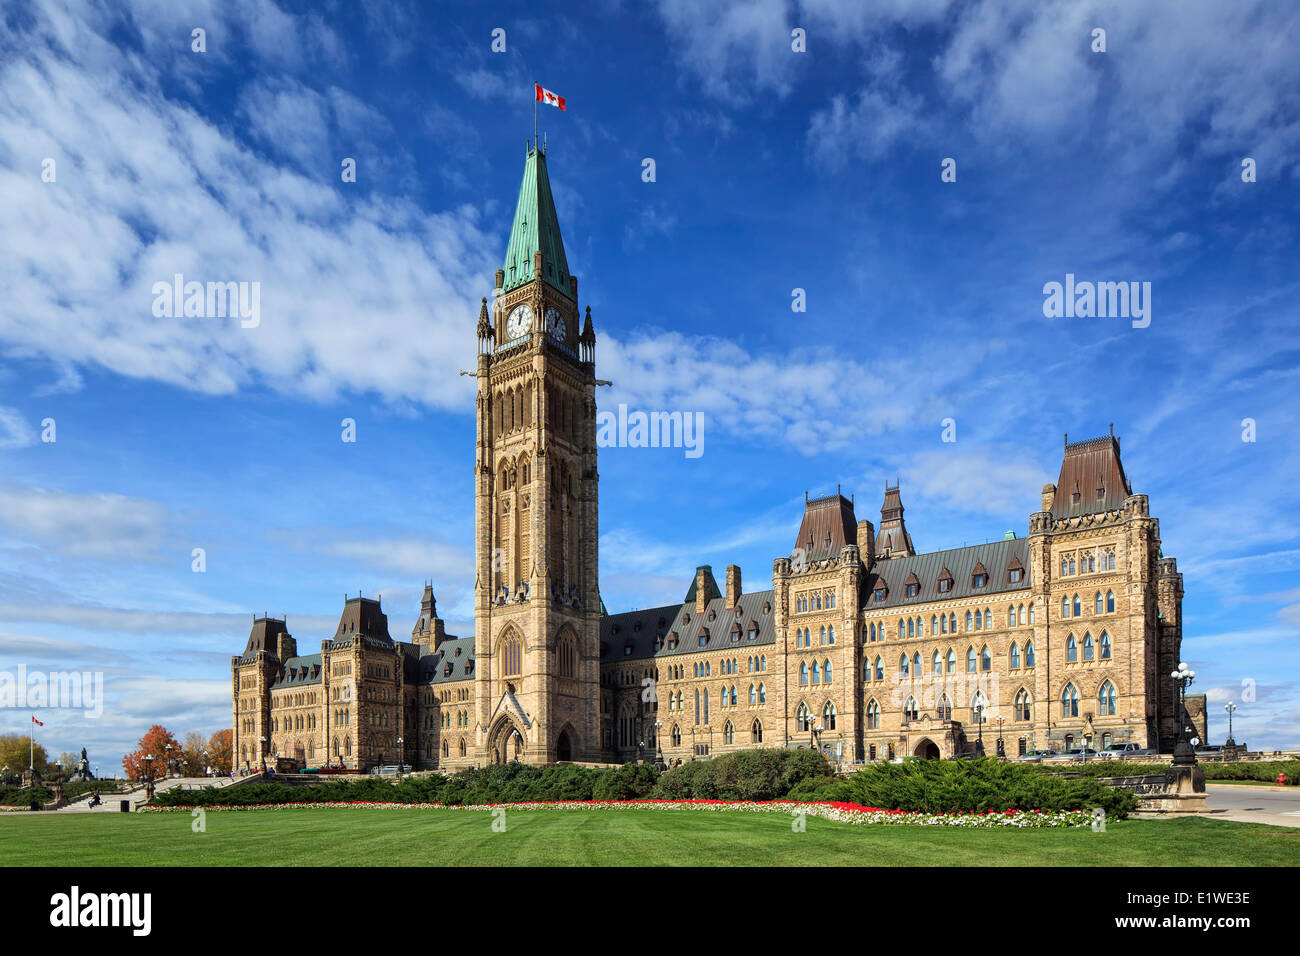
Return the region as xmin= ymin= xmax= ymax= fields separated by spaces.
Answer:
xmin=242 ymin=615 xmax=289 ymax=656
xmin=865 ymin=537 xmax=1032 ymax=610
xmin=1052 ymin=430 xmax=1132 ymax=519
xmin=271 ymin=654 xmax=322 ymax=689
xmin=327 ymin=596 xmax=393 ymax=648
xmin=501 ymin=145 xmax=571 ymax=296
xmin=601 ymin=589 xmax=777 ymax=663
xmin=793 ymin=492 xmax=857 ymax=561
xmin=416 ymin=636 xmax=474 ymax=685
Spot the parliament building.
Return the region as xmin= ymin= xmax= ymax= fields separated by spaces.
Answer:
xmin=231 ymin=146 xmax=1190 ymax=773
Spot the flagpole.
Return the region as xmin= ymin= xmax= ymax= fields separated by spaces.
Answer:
xmin=533 ymin=80 xmax=537 ymax=150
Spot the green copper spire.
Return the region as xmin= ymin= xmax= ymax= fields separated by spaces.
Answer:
xmin=501 ymin=145 xmax=571 ymax=296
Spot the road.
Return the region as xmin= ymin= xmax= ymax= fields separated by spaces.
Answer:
xmin=1205 ymin=784 xmax=1300 ymax=828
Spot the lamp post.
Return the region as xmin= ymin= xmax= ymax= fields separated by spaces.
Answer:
xmin=1224 ymin=702 xmax=1237 ymax=748
xmin=1170 ymin=662 xmax=1197 ymax=766
xmin=973 ymin=703 xmax=985 ymax=757
xmin=396 ymin=737 xmax=404 ymax=779
xmin=654 ymin=720 xmax=664 ymax=770
xmin=143 ymin=754 xmax=155 ymax=800
xmin=260 ymin=736 xmax=268 ymax=775
xmin=996 ymin=716 xmax=1005 ymax=758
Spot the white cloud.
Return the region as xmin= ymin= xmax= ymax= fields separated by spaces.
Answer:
xmin=0 ymin=484 xmax=169 ymax=560
xmin=656 ymin=0 xmax=797 ymax=104
xmin=905 ymin=447 xmax=1049 ymax=518
xmin=0 ymin=407 xmax=33 ymax=448
xmin=0 ymin=1 xmax=497 ymax=412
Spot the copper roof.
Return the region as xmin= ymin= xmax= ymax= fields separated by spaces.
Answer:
xmin=865 ymin=538 xmax=1032 ymax=609
xmin=1052 ymin=432 xmax=1131 ymax=519
xmin=242 ymin=616 xmax=288 ymax=656
xmin=877 ymin=483 xmax=914 ymax=556
xmin=600 ymin=590 xmax=777 ymax=663
xmin=792 ymin=493 xmax=858 ymax=561
xmin=328 ymin=596 xmax=393 ymax=646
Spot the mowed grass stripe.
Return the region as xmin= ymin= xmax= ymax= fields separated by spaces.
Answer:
xmin=0 ymin=810 xmax=1296 ymax=866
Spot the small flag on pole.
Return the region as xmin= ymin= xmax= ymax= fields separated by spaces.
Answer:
xmin=535 ymin=83 xmax=566 ymax=111
xmin=31 ymin=716 xmax=43 ymax=726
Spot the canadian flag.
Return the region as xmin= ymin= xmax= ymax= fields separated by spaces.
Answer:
xmin=535 ymin=83 xmax=566 ymax=111
xmin=31 ymin=716 xmax=43 ymax=726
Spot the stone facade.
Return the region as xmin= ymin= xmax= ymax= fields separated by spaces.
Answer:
xmin=231 ymin=146 xmax=1188 ymax=772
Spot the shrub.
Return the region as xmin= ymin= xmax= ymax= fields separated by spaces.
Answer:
xmin=844 ymin=758 xmax=1136 ymax=818
xmin=651 ymin=749 xmax=832 ymax=801
xmin=785 ymin=775 xmax=855 ymax=803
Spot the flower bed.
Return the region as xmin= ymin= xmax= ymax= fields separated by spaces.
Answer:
xmin=139 ymin=799 xmax=1094 ymax=827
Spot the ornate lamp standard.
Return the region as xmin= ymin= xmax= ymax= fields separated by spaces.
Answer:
xmin=1171 ymin=662 xmax=1197 ymax=766
xmin=143 ymin=754 xmax=155 ymax=800
xmin=1224 ymin=702 xmax=1237 ymax=748
xmin=973 ymin=702 xmax=985 ymax=756
xmin=396 ymin=737 xmax=404 ymax=779
xmin=996 ymin=715 xmax=1006 ymax=758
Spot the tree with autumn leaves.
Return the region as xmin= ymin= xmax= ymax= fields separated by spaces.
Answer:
xmin=123 ymin=726 xmax=232 ymax=779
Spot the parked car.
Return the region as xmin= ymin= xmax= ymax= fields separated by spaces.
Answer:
xmin=1195 ymin=744 xmax=1224 ymax=755
xmin=1064 ymin=747 xmax=1101 ymax=759
xmin=951 ymin=751 xmax=983 ymax=760
xmin=1103 ymin=743 xmax=1153 ymax=755
xmin=1016 ymin=750 xmax=1058 ymax=762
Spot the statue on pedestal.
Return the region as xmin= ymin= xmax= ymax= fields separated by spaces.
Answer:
xmin=69 ymin=747 xmax=95 ymax=782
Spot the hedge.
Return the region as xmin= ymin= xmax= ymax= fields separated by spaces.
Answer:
xmin=840 ymin=758 xmax=1137 ymax=818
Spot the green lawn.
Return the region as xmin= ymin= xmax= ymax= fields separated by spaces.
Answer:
xmin=1 ymin=809 xmax=1297 ymax=866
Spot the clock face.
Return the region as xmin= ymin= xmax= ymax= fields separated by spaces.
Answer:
xmin=545 ymin=307 xmax=566 ymax=340
xmin=506 ymin=303 xmax=533 ymax=339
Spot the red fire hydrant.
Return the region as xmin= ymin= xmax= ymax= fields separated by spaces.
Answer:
xmin=1278 ymin=773 xmax=1287 ymax=786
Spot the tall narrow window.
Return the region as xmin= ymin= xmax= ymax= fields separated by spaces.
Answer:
xmin=1098 ymin=680 xmax=1116 ymax=716
xmin=1061 ymin=683 xmax=1079 ymax=717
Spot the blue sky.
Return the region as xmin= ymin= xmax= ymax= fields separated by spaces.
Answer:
xmin=0 ymin=0 xmax=1297 ymax=768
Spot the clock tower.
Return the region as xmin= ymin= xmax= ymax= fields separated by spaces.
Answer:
xmin=473 ymin=143 xmax=601 ymax=764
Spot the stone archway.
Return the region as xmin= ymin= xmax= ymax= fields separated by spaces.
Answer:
xmin=914 ymin=738 xmax=941 ymax=760
xmin=488 ymin=716 xmax=525 ymax=764
xmin=556 ymin=729 xmax=573 ymax=762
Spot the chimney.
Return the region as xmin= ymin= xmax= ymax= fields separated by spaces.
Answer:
xmin=696 ymin=567 xmax=710 ymax=615
xmin=1041 ymin=483 xmax=1056 ymax=512
xmin=857 ymin=519 xmax=875 ymax=565
xmin=725 ymin=565 xmax=742 ymax=609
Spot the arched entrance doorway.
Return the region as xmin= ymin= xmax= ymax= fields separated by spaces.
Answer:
xmin=913 ymin=738 xmax=940 ymax=760
xmin=488 ymin=718 xmax=525 ymax=764
xmin=556 ymin=730 xmax=572 ymax=762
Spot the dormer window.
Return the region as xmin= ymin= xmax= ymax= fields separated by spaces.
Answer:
xmin=972 ymin=573 xmax=987 ymax=588
xmin=874 ymin=587 xmax=886 ymax=602
xmin=1009 ymin=568 xmax=1023 ymax=583
xmin=624 ymin=644 xmax=633 ymax=656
